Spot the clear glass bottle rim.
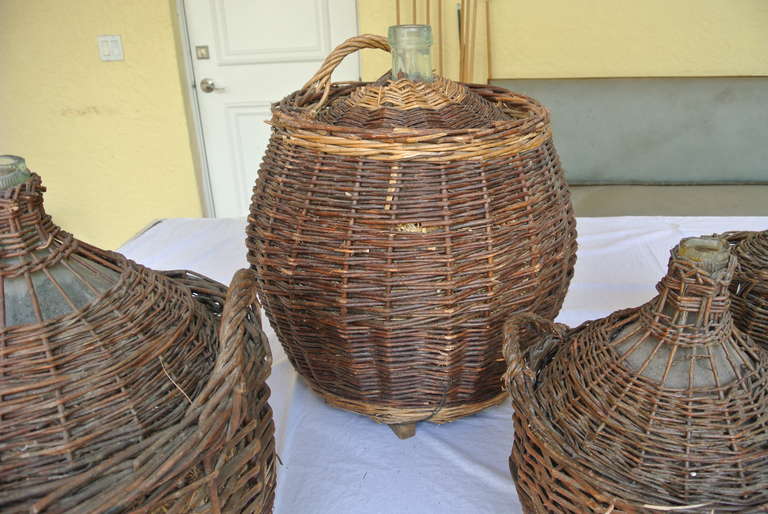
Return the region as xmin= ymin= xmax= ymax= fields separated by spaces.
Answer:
xmin=388 ymin=24 xmax=433 ymax=47
xmin=678 ymin=236 xmax=730 ymax=271
xmin=0 ymin=155 xmax=26 ymax=174
xmin=0 ymin=155 xmax=32 ymax=189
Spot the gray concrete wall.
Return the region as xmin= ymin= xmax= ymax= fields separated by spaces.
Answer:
xmin=492 ymin=77 xmax=768 ymax=184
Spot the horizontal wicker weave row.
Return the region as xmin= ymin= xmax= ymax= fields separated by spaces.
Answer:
xmin=504 ymin=239 xmax=768 ymax=512
xmin=1 ymin=175 xmax=275 ymax=513
xmin=247 ymin=35 xmax=577 ymax=426
xmin=727 ymin=230 xmax=768 ymax=349
xmin=317 ymin=77 xmax=512 ymax=129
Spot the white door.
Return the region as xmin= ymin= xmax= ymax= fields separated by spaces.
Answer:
xmin=183 ymin=0 xmax=359 ymax=218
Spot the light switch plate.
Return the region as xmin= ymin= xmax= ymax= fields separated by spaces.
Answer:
xmin=98 ymin=35 xmax=124 ymax=61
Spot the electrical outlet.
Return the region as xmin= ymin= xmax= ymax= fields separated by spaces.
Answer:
xmin=98 ymin=35 xmax=124 ymax=61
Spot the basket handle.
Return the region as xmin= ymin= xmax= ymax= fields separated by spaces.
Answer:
xmin=502 ymin=313 xmax=567 ymax=393
xmin=299 ymin=34 xmax=391 ymax=112
xmin=213 ymin=269 xmax=272 ymax=435
xmin=219 ymin=268 xmax=272 ymax=371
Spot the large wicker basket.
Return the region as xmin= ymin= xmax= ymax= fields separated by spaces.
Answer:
xmin=0 ymin=166 xmax=276 ymax=512
xmin=503 ymin=236 xmax=768 ymax=512
xmin=725 ymin=229 xmax=768 ymax=348
xmin=246 ymin=34 xmax=577 ymax=436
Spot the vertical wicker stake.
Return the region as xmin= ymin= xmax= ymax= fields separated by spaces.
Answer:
xmin=504 ymin=236 xmax=768 ymax=512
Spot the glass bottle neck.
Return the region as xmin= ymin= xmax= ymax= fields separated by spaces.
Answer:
xmin=646 ymin=237 xmax=733 ymax=333
xmin=0 ymin=155 xmax=32 ymax=190
xmin=388 ymin=25 xmax=433 ymax=82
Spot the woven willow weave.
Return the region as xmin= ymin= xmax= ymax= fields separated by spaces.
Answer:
xmin=504 ymin=237 xmax=768 ymax=512
xmin=1 ymin=172 xmax=275 ymax=513
xmin=727 ymin=230 xmax=768 ymax=349
xmin=247 ymin=35 xmax=576 ymax=435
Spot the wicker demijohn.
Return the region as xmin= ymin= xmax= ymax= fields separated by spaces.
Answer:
xmin=503 ymin=236 xmax=768 ymax=513
xmin=726 ymin=229 xmax=768 ymax=348
xmin=246 ymin=27 xmax=577 ymax=437
xmin=0 ymin=156 xmax=276 ymax=513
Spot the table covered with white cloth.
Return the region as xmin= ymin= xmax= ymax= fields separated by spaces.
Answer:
xmin=119 ymin=216 xmax=768 ymax=514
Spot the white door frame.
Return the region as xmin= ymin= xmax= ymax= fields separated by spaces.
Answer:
xmin=174 ymin=0 xmax=216 ymax=217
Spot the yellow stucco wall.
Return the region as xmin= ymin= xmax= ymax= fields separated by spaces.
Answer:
xmin=490 ymin=0 xmax=768 ymax=79
xmin=0 ymin=0 xmax=202 ymax=249
xmin=359 ymin=0 xmax=768 ymax=80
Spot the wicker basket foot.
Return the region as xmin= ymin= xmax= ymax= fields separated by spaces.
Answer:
xmin=388 ymin=423 xmax=417 ymax=439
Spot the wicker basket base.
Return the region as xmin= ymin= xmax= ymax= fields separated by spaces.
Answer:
xmin=317 ymin=387 xmax=507 ymax=432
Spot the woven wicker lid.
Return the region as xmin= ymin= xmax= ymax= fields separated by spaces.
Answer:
xmin=505 ymin=235 xmax=768 ymax=508
xmin=292 ymin=32 xmax=514 ymax=130
xmin=316 ymin=77 xmax=512 ymax=129
xmin=270 ymin=34 xmax=552 ymax=164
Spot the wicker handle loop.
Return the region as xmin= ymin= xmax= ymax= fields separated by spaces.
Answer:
xmin=219 ymin=268 xmax=273 ymax=372
xmin=300 ymin=34 xmax=391 ymax=111
xmin=207 ymin=268 xmax=272 ymax=437
xmin=502 ymin=314 xmax=566 ymax=392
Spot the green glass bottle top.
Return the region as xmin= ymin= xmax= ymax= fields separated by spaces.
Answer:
xmin=0 ymin=155 xmax=32 ymax=190
xmin=678 ymin=235 xmax=730 ymax=273
xmin=388 ymin=24 xmax=433 ymax=82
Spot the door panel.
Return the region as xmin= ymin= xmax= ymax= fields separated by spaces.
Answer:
xmin=225 ymin=101 xmax=272 ymax=202
xmin=211 ymin=0 xmax=332 ymax=64
xmin=184 ymin=0 xmax=359 ymax=217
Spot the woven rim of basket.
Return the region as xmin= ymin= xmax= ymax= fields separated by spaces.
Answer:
xmin=319 ymin=387 xmax=507 ymax=424
xmin=270 ymin=82 xmax=553 ymax=162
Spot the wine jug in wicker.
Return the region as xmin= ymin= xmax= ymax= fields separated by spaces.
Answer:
xmin=503 ymin=236 xmax=768 ymax=513
xmin=725 ymin=229 xmax=768 ymax=348
xmin=0 ymin=156 xmax=276 ymax=513
xmin=247 ymin=26 xmax=577 ymax=438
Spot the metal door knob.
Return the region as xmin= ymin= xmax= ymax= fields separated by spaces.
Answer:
xmin=199 ymin=78 xmax=224 ymax=93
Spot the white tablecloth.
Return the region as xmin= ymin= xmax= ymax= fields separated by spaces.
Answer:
xmin=119 ymin=216 xmax=768 ymax=514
